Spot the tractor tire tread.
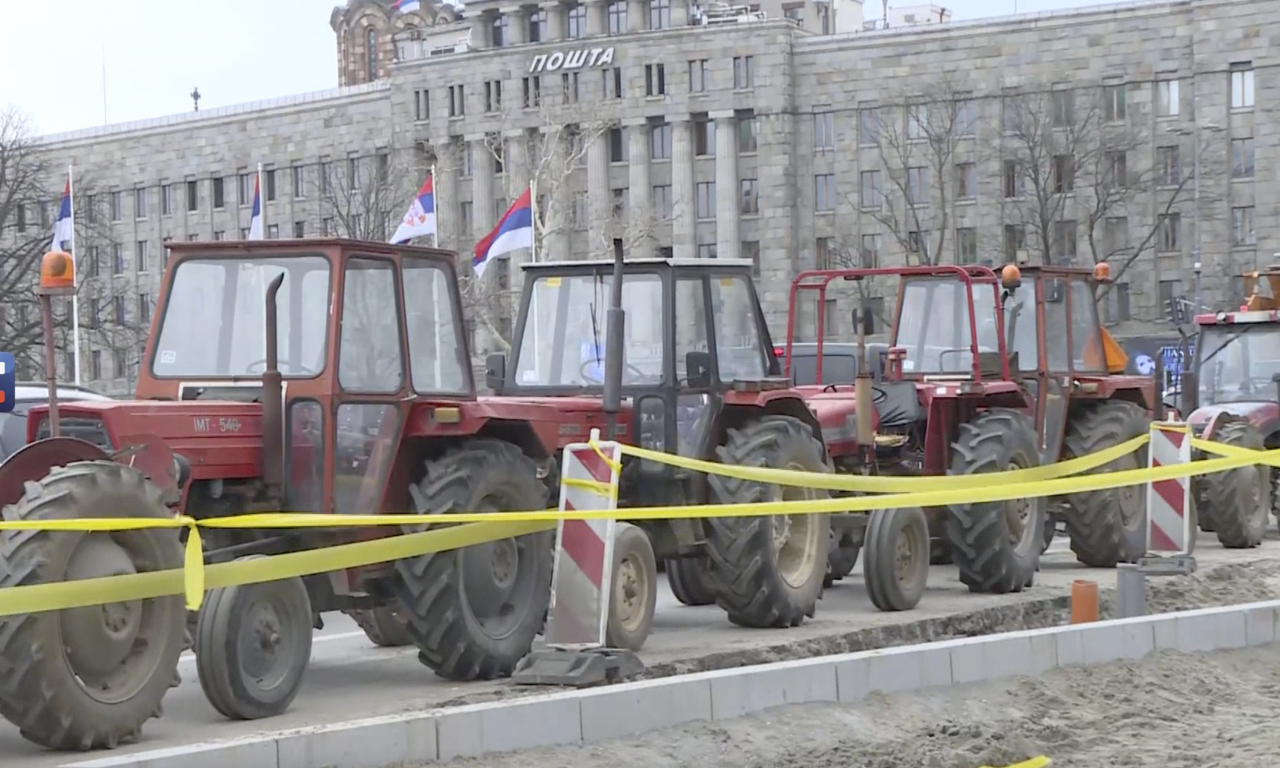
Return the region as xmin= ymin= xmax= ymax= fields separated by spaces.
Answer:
xmin=1204 ymin=420 xmax=1269 ymax=549
xmin=1061 ymin=401 xmax=1150 ymax=568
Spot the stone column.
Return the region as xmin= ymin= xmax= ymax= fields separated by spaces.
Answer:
xmin=712 ymin=110 xmax=740 ymax=260
xmin=586 ymin=131 xmax=610 ymax=257
xmin=670 ymin=0 xmax=689 ymax=26
xmin=541 ymin=1 xmax=566 ymax=40
xmin=500 ymin=6 xmax=527 ymax=44
xmin=627 ymin=0 xmax=646 ymax=31
xmin=464 ymin=10 xmax=491 ymax=48
xmin=625 ymin=118 xmax=652 ymax=259
xmin=670 ymin=116 xmax=696 ymax=260
xmin=541 ymin=126 xmax=571 ymax=260
xmin=433 ymin=134 xmax=462 ymax=251
xmin=469 ymin=133 xmax=496 ymax=353
xmin=504 ymin=129 xmax=531 ymax=313
xmin=585 ymin=0 xmax=606 ymax=35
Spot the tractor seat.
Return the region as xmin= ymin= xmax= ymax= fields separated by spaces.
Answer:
xmin=874 ymin=381 xmax=922 ymax=429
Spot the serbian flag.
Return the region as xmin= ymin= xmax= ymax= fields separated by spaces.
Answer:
xmin=50 ymin=178 xmax=73 ymax=252
xmin=473 ymin=188 xmax=533 ymax=280
xmin=389 ymin=174 xmax=436 ymax=244
xmin=247 ymin=174 xmax=264 ymax=240
xmin=391 ymin=0 xmax=421 ymax=13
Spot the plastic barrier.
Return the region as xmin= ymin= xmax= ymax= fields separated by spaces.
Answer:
xmin=1 ymin=435 xmax=1278 ymax=619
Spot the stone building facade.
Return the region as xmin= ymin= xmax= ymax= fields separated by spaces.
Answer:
xmin=24 ymin=0 xmax=1280 ymax=392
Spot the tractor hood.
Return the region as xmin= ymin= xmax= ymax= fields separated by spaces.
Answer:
xmin=1186 ymin=401 xmax=1280 ymax=439
xmin=794 ymin=387 xmax=876 ymax=446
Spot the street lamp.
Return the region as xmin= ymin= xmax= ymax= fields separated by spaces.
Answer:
xmin=1166 ymin=123 xmax=1225 ymax=313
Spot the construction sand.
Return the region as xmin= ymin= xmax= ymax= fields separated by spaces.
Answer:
xmin=436 ymin=561 xmax=1280 ymax=768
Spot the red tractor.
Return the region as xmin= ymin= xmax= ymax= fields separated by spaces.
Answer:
xmin=781 ymin=262 xmax=1159 ymax=594
xmin=484 ymin=256 xmax=929 ymax=625
xmin=0 ymin=241 xmax=571 ymax=751
xmin=1180 ymin=266 xmax=1280 ymax=547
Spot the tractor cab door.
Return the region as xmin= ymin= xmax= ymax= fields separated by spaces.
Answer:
xmin=330 ymin=255 xmax=412 ymax=517
xmin=1032 ymin=277 xmax=1072 ymax=463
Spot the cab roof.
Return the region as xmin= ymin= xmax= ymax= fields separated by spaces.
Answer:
xmin=522 ymin=257 xmax=756 ymax=271
xmin=1195 ymin=310 xmax=1280 ymax=326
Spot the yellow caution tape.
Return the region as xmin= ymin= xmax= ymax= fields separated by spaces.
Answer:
xmin=1192 ymin=437 xmax=1280 ymax=468
xmin=980 ymin=757 xmax=1051 ymax=768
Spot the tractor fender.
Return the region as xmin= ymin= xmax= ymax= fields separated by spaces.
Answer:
xmin=0 ymin=437 xmax=112 ymax=509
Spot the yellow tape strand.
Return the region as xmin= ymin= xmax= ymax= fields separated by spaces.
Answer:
xmin=980 ymin=757 xmax=1051 ymax=768
xmin=560 ymin=476 xmax=619 ymax=500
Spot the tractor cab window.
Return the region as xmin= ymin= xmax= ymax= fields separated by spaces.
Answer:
xmin=895 ymin=278 xmax=997 ymax=374
xmin=1004 ymin=283 xmax=1039 ymax=372
xmin=514 ymin=272 xmax=664 ymax=387
xmin=1042 ymin=279 xmax=1070 ymax=371
xmin=1197 ymin=323 xmax=1280 ymax=404
xmin=1069 ymin=279 xmax=1105 ymax=372
xmin=675 ymin=277 xmax=710 ymax=385
xmin=402 ymin=258 xmax=468 ymax=393
xmin=709 ymin=275 xmax=768 ymax=382
xmin=339 ymin=258 xmax=405 ymax=393
xmin=152 ymin=254 xmax=330 ymax=378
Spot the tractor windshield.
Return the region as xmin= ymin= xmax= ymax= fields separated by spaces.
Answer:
xmin=1197 ymin=323 xmax=1280 ymax=403
xmin=893 ymin=278 xmax=1000 ymax=374
xmin=513 ymin=272 xmax=664 ymax=387
xmin=151 ymin=254 xmax=331 ymax=378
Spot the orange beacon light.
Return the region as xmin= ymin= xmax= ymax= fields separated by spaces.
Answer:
xmin=38 ymin=250 xmax=76 ymax=296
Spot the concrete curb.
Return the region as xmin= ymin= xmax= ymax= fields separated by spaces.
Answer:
xmin=61 ymin=599 xmax=1280 ymax=768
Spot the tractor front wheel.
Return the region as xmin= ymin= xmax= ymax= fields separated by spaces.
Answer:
xmin=702 ymin=415 xmax=830 ymax=628
xmin=0 ymin=461 xmax=186 ymax=751
xmin=1061 ymin=401 xmax=1150 ymax=567
xmin=946 ymin=409 xmax=1044 ymax=593
xmin=395 ymin=439 xmax=552 ymax=681
xmin=1204 ymin=420 xmax=1270 ymax=549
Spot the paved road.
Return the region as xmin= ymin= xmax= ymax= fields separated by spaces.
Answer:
xmin=7 ymin=532 xmax=1280 ymax=767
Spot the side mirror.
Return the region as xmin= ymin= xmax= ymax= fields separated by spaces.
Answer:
xmin=485 ymin=352 xmax=506 ymax=392
xmin=686 ymin=351 xmax=712 ymax=389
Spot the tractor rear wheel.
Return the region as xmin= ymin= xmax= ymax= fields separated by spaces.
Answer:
xmin=666 ymin=556 xmax=718 ymax=606
xmin=395 ymin=439 xmax=552 ymax=681
xmin=0 ymin=461 xmax=185 ymax=750
xmin=946 ymin=409 xmax=1044 ymax=594
xmin=348 ymin=606 xmax=412 ymax=648
xmin=1061 ymin=401 xmax=1150 ymax=567
xmin=703 ymin=415 xmax=830 ymax=628
xmin=1204 ymin=420 xmax=1269 ymax=549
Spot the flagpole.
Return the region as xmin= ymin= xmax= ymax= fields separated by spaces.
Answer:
xmin=68 ymin=165 xmax=82 ymax=387
xmin=528 ymin=181 xmax=541 ymax=381
xmin=429 ymin=165 xmax=443 ymax=387
xmin=257 ymin=163 xmax=266 ymax=237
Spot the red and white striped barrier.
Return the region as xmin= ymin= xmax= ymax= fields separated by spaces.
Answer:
xmin=545 ymin=433 xmax=622 ymax=649
xmin=1146 ymin=421 xmax=1192 ymax=555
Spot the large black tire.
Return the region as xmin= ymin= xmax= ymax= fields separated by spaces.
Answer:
xmin=348 ymin=606 xmax=412 ymax=648
xmin=1204 ymin=420 xmax=1269 ymax=549
xmin=666 ymin=556 xmax=718 ymax=606
xmin=703 ymin=415 xmax=830 ymax=628
xmin=863 ymin=506 xmax=930 ymax=611
xmin=605 ymin=523 xmax=657 ymax=652
xmin=195 ymin=572 xmax=312 ymax=721
xmin=394 ymin=439 xmax=552 ymax=682
xmin=0 ymin=461 xmax=186 ymax=750
xmin=1061 ymin=401 xmax=1151 ymax=567
xmin=824 ymin=532 xmax=860 ymax=588
xmin=945 ymin=409 xmax=1044 ymax=593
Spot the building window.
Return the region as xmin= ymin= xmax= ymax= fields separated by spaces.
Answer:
xmin=1051 ymin=220 xmax=1077 ymax=263
xmin=742 ymin=240 xmax=760 ymax=274
xmin=568 ymin=4 xmax=586 ymax=37
xmin=652 ymin=184 xmax=673 ymax=219
xmin=1231 ymin=137 xmax=1255 ymax=178
xmin=859 ymin=170 xmax=882 ymax=209
xmin=607 ymin=1 xmax=627 ymax=34
xmin=737 ymin=110 xmax=758 ymax=152
xmin=740 ymin=178 xmax=758 ymax=215
xmin=857 ymin=234 xmax=879 ymax=268
xmin=733 ymin=56 xmax=754 ymax=90
xmin=1156 ymin=79 xmax=1180 ymax=117
xmin=89 ymin=299 xmax=101 ymax=327
xmin=649 ymin=0 xmax=670 ymax=29
xmin=160 ymin=184 xmax=173 ymax=215
xmin=112 ymin=244 xmax=125 ymax=274
xmin=1156 ymin=145 xmax=1181 ymax=186
xmin=138 ymin=293 xmax=151 ymax=325
xmin=693 ymin=115 xmax=714 ymax=156
xmin=523 ymin=76 xmax=542 ymax=107
xmin=1158 ymin=213 xmax=1181 ymax=252
xmin=87 ymin=246 xmax=99 ymax=277
xmin=528 ymin=9 xmax=546 ymax=41
xmin=815 ymin=237 xmax=836 ymax=270
xmin=955 ymin=162 xmax=977 ymax=200
xmin=955 ymin=227 xmax=977 ymax=264
xmin=602 ymin=67 xmax=623 ymax=99
xmin=91 ymin=351 xmax=101 ymax=381
xmin=1003 ymin=224 xmax=1026 ymax=261
xmin=1002 ymin=160 xmax=1023 ymax=198
xmin=413 ymin=89 xmax=429 ymax=121
xmin=294 ymin=220 xmax=306 ymax=238
xmin=695 ymin=182 xmax=716 ymax=219
xmin=240 ymin=227 xmax=250 ymax=239
xmin=571 ymin=192 xmax=588 ymax=229
xmin=813 ymin=111 xmax=834 ymax=150
xmin=292 ymin=166 xmax=306 ymax=198
xmin=365 ymin=27 xmax=378 ymax=81
xmin=697 ymin=243 xmax=716 ymax=259
xmin=645 ymin=64 xmax=666 ymax=96
xmin=561 ymin=72 xmax=580 ymax=103
xmin=110 ymin=191 xmax=122 ymax=221
xmin=859 ymin=108 xmax=880 ymax=146
xmin=906 ymin=166 xmax=929 ymax=205
xmin=609 ymin=127 xmax=626 ymax=162
xmin=186 ymin=180 xmax=199 ymax=211
xmin=954 ymin=98 xmax=976 ymax=136
xmin=491 ymin=15 xmax=508 ymax=46
xmin=1103 ymin=216 xmax=1128 ymax=257
xmin=1104 ymin=150 xmax=1127 ymax=188
xmin=267 ymin=223 xmax=279 ymax=239
xmin=135 ymin=240 xmax=148 ymax=272
xmin=611 ymin=188 xmax=627 ymax=217
xmin=1231 ymin=64 xmax=1255 ymax=109
xmin=649 ymin=120 xmax=672 ymax=160
xmin=1103 ymin=84 xmax=1126 ymax=122
xmin=113 ymin=295 xmax=126 ymax=325
xmin=238 ymin=173 xmax=253 ymax=205
xmin=689 ymin=59 xmax=709 ymax=93
xmin=1052 ymin=89 xmax=1074 ymax=127
xmin=1232 ymin=206 xmax=1256 ymax=246
xmin=214 ymin=230 xmax=226 ymax=241
xmin=212 ymin=177 xmax=225 ymax=209
xmin=449 ymin=85 xmax=465 ymax=117
xmin=1051 ymin=154 xmax=1074 ymax=193
xmin=485 ymin=80 xmax=502 ymax=112
xmin=907 ymin=104 xmax=928 ymax=140
xmin=814 ymin=174 xmax=836 ymax=212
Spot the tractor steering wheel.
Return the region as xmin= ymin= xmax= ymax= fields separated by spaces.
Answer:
xmin=245 ymin=358 xmax=318 ymax=377
xmin=580 ymin=359 xmax=648 ymax=385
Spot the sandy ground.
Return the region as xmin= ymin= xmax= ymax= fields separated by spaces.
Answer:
xmin=442 ymin=645 xmax=1280 ymax=768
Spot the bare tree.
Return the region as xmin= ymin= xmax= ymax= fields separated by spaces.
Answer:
xmin=314 ymin=147 xmax=423 ymax=241
xmin=861 ymin=76 xmax=973 ymax=266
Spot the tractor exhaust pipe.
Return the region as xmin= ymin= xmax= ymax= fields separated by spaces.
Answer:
xmin=261 ymin=273 xmax=286 ymax=497
xmin=39 ymin=294 xmax=60 ymax=438
xmin=602 ymin=242 xmax=626 ymax=441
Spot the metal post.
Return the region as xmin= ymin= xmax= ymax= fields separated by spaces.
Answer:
xmin=1115 ymin=563 xmax=1147 ymax=619
xmin=1192 ymin=117 xmax=1202 ymax=311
